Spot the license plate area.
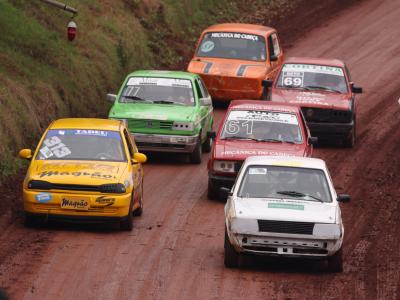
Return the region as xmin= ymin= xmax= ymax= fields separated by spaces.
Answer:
xmin=61 ymin=196 xmax=90 ymax=211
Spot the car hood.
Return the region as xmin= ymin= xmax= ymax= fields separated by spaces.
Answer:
xmin=28 ymin=160 xmax=128 ymax=185
xmin=214 ymin=139 xmax=307 ymax=160
xmin=188 ymin=57 xmax=267 ymax=78
xmin=234 ymin=198 xmax=337 ymax=224
xmin=271 ymin=89 xmax=351 ymax=110
xmin=109 ymin=103 xmax=197 ymax=122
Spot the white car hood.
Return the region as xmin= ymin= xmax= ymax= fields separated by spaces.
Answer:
xmin=234 ymin=198 xmax=337 ymax=224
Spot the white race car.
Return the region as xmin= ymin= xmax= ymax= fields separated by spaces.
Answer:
xmin=223 ymin=156 xmax=350 ymax=272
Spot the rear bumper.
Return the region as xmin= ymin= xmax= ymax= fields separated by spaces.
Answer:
xmin=134 ymin=133 xmax=198 ymax=153
xmin=307 ymin=121 xmax=353 ymax=137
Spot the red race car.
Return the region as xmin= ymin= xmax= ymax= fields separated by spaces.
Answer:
xmin=266 ymin=57 xmax=362 ymax=147
xmin=207 ymin=100 xmax=316 ymax=199
xmin=187 ymin=23 xmax=284 ymax=101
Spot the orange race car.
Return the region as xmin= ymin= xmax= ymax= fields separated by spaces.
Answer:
xmin=187 ymin=23 xmax=284 ymax=101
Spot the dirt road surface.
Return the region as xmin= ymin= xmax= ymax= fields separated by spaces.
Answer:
xmin=1 ymin=0 xmax=400 ymax=299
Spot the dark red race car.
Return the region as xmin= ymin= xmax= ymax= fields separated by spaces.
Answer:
xmin=207 ymin=100 xmax=316 ymax=199
xmin=266 ymin=57 xmax=362 ymax=147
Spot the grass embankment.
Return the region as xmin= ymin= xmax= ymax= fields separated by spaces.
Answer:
xmin=0 ymin=0 xmax=309 ymax=179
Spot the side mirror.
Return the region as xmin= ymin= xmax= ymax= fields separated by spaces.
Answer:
xmin=270 ymin=55 xmax=278 ymax=62
xmin=132 ymin=152 xmax=147 ymax=164
xmin=207 ymin=131 xmax=216 ymax=140
xmin=262 ymin=79 xmax=273 ymax=88
xmin=308 ymin=136 xmax=318 ymax=145
xmin=220 ymin=187 xmax=232 ymax=199
xmin=19 ymin=149 xmax=32 ymax=160
xmin=351 ymin=85 xmax=363 ymax=94
xmin=107 ymin=93 xmax=117 ymax=103
xmin=200 ymin=97 xmax=212 ymax=106
xmin=337 ymin=194 xmax=351 ymax=203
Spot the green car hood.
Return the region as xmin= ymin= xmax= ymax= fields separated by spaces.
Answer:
xmin=109 ymin=103 xmax=197 ymax=122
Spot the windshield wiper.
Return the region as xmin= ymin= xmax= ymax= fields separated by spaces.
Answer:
xmin=153 ymin=100 xmax=184 ymax=105
xmin=303 ymin=86 xmax=341 ymax=93
xmin=121 ymin=95 xmax=153 ymax=102
xmin=222 ymin=136 xmax=252 ymax=140
xmin=277 ymin=190 xmax=324 ymax=203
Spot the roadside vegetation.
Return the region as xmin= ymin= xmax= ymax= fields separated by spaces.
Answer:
xmin=0 ymin=0 xmax=332 ymax=178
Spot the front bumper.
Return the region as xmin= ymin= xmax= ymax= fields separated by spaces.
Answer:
xmin=209 ymin=173 xmax=237 ymax=190
xmin=227 ymin=230 xmax=342 ymax=259
xmin=23 ymin=190 xmax=131 ymax=218
xmin=25 ymin=212 xmax=129 ymax=224
xmin=307 ymin=120 xmax=354 ymax=138
xmin=133 ymin=133 xmax=199 ymax=153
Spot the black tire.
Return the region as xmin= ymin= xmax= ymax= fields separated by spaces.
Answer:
xmin=202 ymin=134 xmax=212 ymax=153
xmin=120 ymin=205 xmax=133 ymax=231
xmin=224 ymin=228 xmax=240 ymax=268
xmin=24 ymin=213 xmax=38 ymax=228
xmin=189 ymin=138 xmax=202 ymax=164
xmin=132 ymin=189 xmax=143 ymax=217
xmin=343 ymin=118 xmax=356 ymax=148
xmin=207 ymin=178 xmax=219 ymax=200
xmin=327 ymin=248 xmax=343 ymax=272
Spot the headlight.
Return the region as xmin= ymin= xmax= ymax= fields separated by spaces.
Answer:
xmin=213 ymin=160 xmax=236 ymax=173
xmin=313 ymin=223 xmax=341 ymax=238
xmin=172 ymin=121 xmax=194 ymax=131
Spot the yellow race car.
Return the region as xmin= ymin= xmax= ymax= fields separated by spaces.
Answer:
xmin=19 ymin=118 xmax=147 ymax=230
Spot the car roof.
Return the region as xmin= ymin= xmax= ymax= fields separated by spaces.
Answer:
xmin=202 ymin=23 xmax=275 ymax=36
xmin=127 ymin=70 xmax=198 ymax=80
xmin=228 ymin=100 xmax=300 ymax=113
xmin=49 ymin=118 xmax=122 ymax=131
xmin=284 ymin=57 xmax=346 ymax=68
xmin=243 ymin=156 xmax=327 ymax=170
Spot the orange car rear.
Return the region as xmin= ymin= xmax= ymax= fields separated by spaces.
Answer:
xmin=187 ymin=23 xmax=284 ymax=101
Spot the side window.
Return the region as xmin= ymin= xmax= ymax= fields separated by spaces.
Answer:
xmin=198 ymin=78 xmax=210 ymax=98
xmin=123 ymin=129 xmax=135 ymax=159
xmin=271 ymin=33 xmax=281 ymax=56
xmin=194 ymin=80 xmax=204 ymax=99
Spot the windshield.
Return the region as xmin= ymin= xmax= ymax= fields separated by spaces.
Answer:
xmin=196 ymin=32 xmax=266 ymax=61
xmin=36 ymin=130 xmax=126 ymax=162
xmin=276 ymin=63 xmax=348 ymax=93
xmin=238 ymin=165 xmax=332 ymax=202
xmin=220 ymin=110 xmax=303 ymax=144
xmin=120 ymin=77 xmax=195 ymax=106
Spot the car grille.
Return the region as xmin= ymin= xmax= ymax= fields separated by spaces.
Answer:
xmin=257 ymin=220 xmax=315 ymax=235
xmin=301 ymin=107 xmax=352 ymax=123
xmin=28 ymin=180 xmax=125 ymax=193
xmin=128 ymin=119 xmax=173 ymax=130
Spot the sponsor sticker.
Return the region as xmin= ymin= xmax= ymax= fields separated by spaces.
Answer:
xmin=201 ymin=41 xmax=215 ymax=52
xmin=228 ymin=110 xmax=299 ymax=125
xmin=35 ymin=192 xmax=53 ymax=203
xmin=95 ymin=196 xmax=115 ymax=206
xmin=282 ymin=64 xmax=344 ymax=76
xmin=249 ymin=167 xmax=267 ymax=175
xmin=127 ymin=77 xmax=192 ymax=88
xmin=268 ymin=203 xmax=304 ymax=210
xmin=210 ymin=32 xmax=259 ymax=41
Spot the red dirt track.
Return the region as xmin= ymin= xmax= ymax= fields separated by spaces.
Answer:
xmin=1 ymin=0 xmax=400 ymax=299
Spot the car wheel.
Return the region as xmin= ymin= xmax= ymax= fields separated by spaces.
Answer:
xmin=133 ymin=188 xmax=143 ymax=217
xmin=202 ymin=134 xmax=212 ymax=153
xmin=343 ymin=118 xmax=356 ymax=148
xmin=207 ymin=178 xmax=219 ymax=200
xmin=327 ymin=248 xmax=343 ymax=272
xmin=120 ymin=204 xmax=133 ymax=231
xmin=189 ymin=138 xmax=202 ymax=164
xmin=224 ymin=228 xmax=240 ymax=268
xmin=24 ymin=213 xmax=39 ymax=227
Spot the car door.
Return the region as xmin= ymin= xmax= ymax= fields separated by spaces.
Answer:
xmin=266 ymin=32 xmax=284 ymax=80
xmin=195 ymin=78 xmax=213 ymax=142
xmin=123 ymin=129 xmax=143 ymax=199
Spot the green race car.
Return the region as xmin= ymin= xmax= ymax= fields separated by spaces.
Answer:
xmin=107 ymin=70 xmax=214 ymax=163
